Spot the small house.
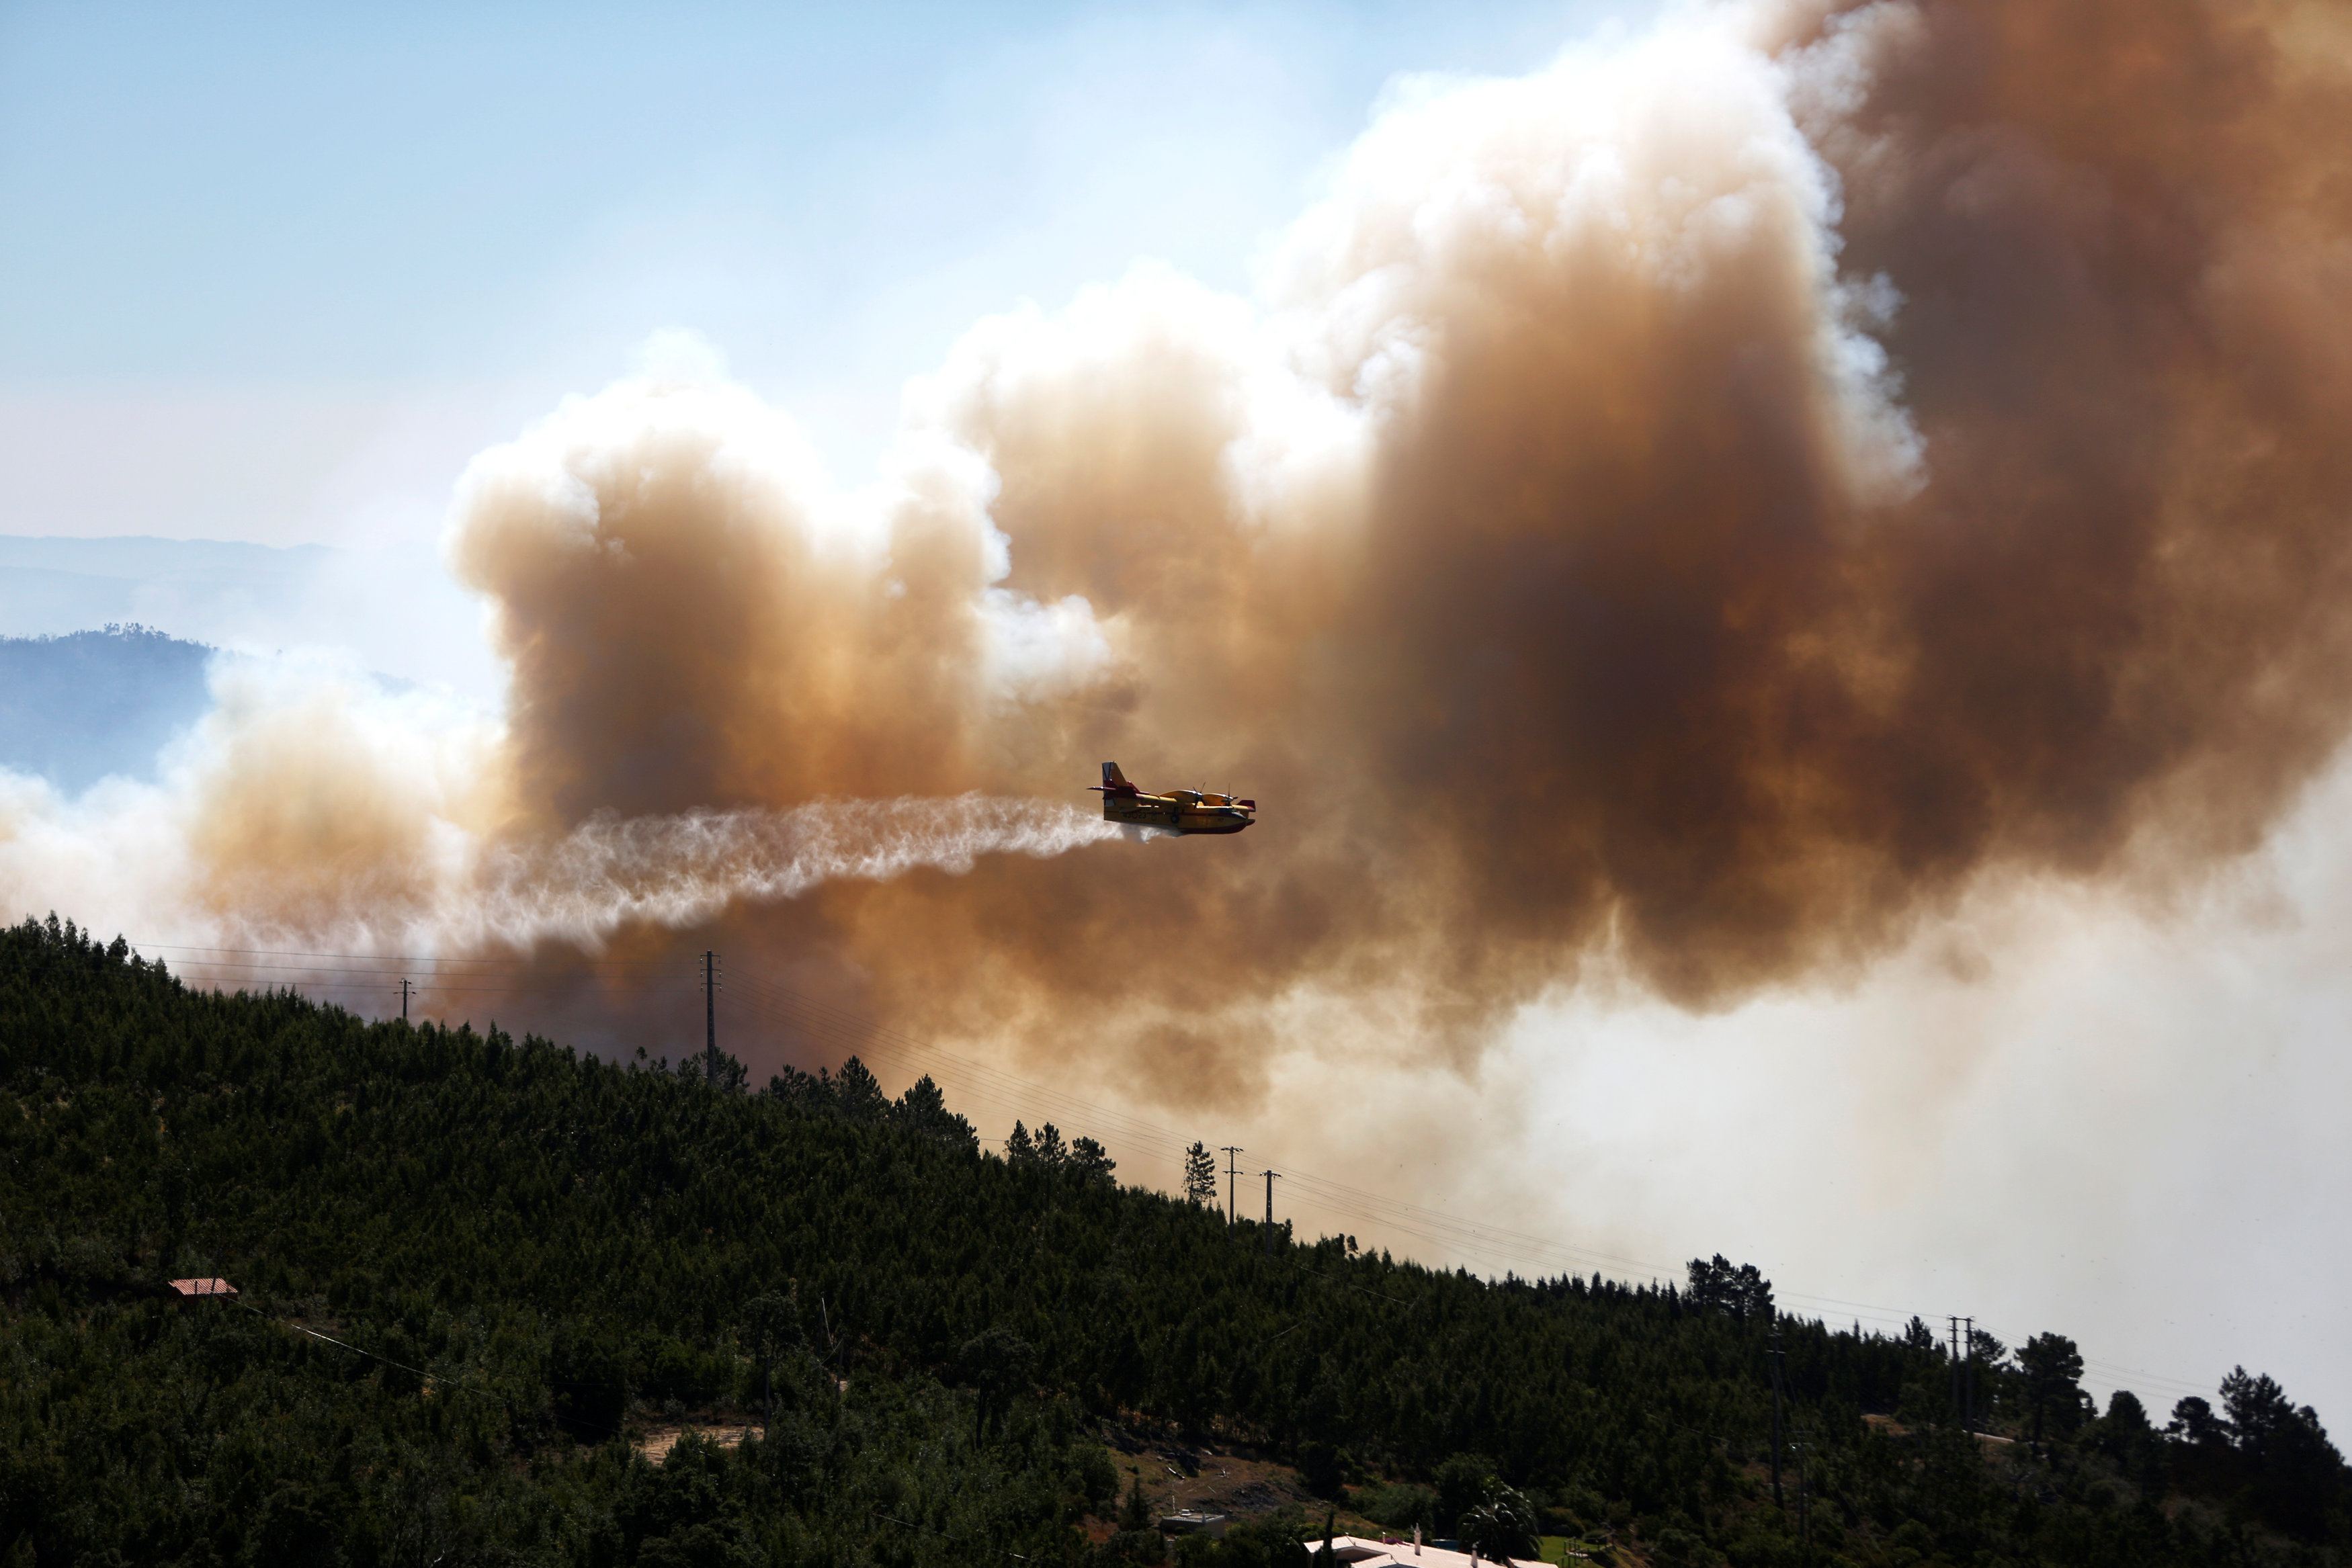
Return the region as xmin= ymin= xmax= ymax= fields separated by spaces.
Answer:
xmin=1299 ymin=1536 xmax=1546 ymax=1568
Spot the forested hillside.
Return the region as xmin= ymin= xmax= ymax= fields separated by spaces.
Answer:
xmin=2 ymin=914 xmax=2344 ymax=1567
xmin=0 ymin=625 xmax=212 ymax=791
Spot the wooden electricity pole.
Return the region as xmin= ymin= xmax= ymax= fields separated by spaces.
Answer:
xmin=1769 ymin=1330 xmax=1786 ymax=1509
xmin=1950 ymin=1316 xmax=1963 ymax=1422
xmin=1792 ymin=1430 xmax=1814 ymax=1544
xmin=701 ymin=951 xmax=720 ymax=1085
xmin=1964 ymin=1316 xmax=1976 ymax=1430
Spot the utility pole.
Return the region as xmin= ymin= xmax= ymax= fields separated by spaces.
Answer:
xmin=1964 ymin=1315 xmax=1976 ymax=1431
xmin=1222 ymin=1146 xmax=1244 ymax=1227
xmin=1260 ymin=1170 xmax=1282 ymax=1252
xmin=701 ymin=951 xmax=721 ymax=1086
xmin=1792 ymin=1430 xmax=1814 ymax=1544
xmin=1949 ymin=1315 xmax=1962 ymax=1424
xmin=1768 ymin=1330 xmax=1786 ymax=1509
xmin=399 ymin=977 xmax=412 ymax=1022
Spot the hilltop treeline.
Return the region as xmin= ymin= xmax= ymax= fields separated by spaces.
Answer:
xmin=0 ymin=625 xmax=212 ymax=791
xmin=1 ymin=914 xmax=2343 ymax=1567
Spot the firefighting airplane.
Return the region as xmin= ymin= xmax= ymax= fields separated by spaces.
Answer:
xmin=1091 ymin=762 xmax=1255 ymax=835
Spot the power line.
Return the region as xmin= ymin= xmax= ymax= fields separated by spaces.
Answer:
xmin=129 ymin=941 xmax=684 ymax=970
xmin=114 ymin=935 xmax=2232 ymax=1408
xmin=222 ymin=1296 xmax=625 ymax=1441
xmin=726 ymin=973 xmax=1202 ymax=1162
xmin=147 ymin=943 xmax=2181 ymax=1367
xmin=718 ymin=970 xmax=1701 ymax=1285
xmin=141 ymin=957 xmax=689 ymax=984
xmin=151 ymin=941 xmax=1794 ymax=1311
xmin=715 ymin=971 xmax=2022 ymax=1342
xmin=125 ymin=944 xmax=700 ymax=1018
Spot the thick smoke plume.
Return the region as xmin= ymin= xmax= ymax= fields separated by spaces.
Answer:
xmin=7 ymin=0 xmax=2351 ymax=1104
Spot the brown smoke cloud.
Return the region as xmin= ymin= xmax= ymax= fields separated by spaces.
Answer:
xmin=597 ymin=0 xmax=2352 ymax=1098
xmin=10 ymin=0 xmax=2351 ymax=1109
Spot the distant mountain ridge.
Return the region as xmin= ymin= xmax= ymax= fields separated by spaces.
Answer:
xmin=0 ymin=625 xmax=214 ymax=791
xmin=0 ymin=531 xmax=503 ymax=703
xmin=0 ymin=535 xmax=334 ymax=642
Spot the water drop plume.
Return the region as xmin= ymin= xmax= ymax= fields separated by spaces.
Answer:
xmin=461 ymin=797 xmax=1124 ymax=953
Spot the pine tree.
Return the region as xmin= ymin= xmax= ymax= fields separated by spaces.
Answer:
xmin=1685 ymin=1254 xmax=1773 ymax=1322
xmin=1120 ymin=1476 xmax=1153 ymax=1533
xmin=2020 ymin=1332 xmax=2086 ymax=1444
xmin=894 ymin=1074 xmax=979 ymax=1151
xmin=743 ymin=1291 xmax=800 ymax=1433
xmin=1070 ymin=1137 xmax=1116 ymax=1184
xmin=833 ymin=1055 xmax=890 ymax=1121
xmin=1183 ymin=1141 xmax=1218 ymax=1205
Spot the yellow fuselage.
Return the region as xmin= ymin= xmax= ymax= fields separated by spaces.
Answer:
xmin=1104 ymin=789 xmax=1254 ymax=835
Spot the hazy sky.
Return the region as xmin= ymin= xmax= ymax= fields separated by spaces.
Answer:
xmin=1 ymin=1 xmax=1623 ymax=550
xmin=4 ymin=0 xmax=2345 ymax=1436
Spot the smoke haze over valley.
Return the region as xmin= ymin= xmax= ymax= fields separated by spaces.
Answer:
xmin=5 ymin=0 xmax=2351 ymax=1430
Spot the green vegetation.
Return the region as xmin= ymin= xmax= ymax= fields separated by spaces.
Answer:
xmin=3 ymin=914 xmax=2346 ymax=1566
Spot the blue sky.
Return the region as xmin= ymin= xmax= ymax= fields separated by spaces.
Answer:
xmin=0 ymin=1 xmax=1634 ymax=515
xmin=0 ymin=0 xmax=1642 ymax=681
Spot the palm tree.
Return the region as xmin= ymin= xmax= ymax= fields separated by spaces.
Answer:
xmin=1458 ymin=1483 xmax=1538 ymax=1563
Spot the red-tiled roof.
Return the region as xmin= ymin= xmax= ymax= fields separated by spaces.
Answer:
xmin=168 ymin=1277 xmax=237 ymax=1298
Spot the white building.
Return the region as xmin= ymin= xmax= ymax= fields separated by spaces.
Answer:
xmin=1299 ymin=1536 xmax=1546 ymax=1568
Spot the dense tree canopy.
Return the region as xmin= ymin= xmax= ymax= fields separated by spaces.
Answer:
xmin=2017 ymin=1336 xmax=2088 ymax=1445
xmin=1 ymin=914 xmax=2345 ymax=1567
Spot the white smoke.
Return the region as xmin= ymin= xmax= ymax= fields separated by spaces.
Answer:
xmin=460 ymin=797 xmax=1125 ymax=953
xmin=0 ymin=648 xmax=1126 ymax=957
